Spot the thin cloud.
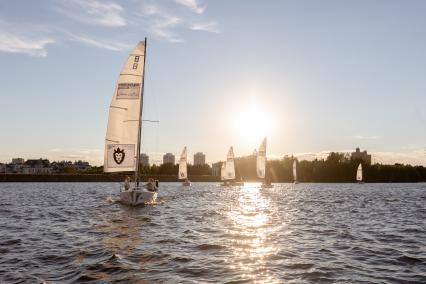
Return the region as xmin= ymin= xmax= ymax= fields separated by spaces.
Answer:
xmin=149 ymin=16 xmax=184 ymax=43
xmin=139 ymin=2 xmax=219 ymax=42
xmin=0 ymin=0 xmax=219 ymax=55
xmin=69 ymin=33 xmax=132 ymax=51
xmin=372 ymin=150 xmax=425 ymax=166
xmin=142 ymin=3 xmax=161 ymax=16
xmin=175 ymin=0 xmax=205 ymax=14
xmin=139 ymin=3 xmax=184 ymax=42
xmin=49 ymin=148 xmax=103 ymax=165
xmin=56 ymin=0 xmax=126 ymax=27
xmin=0 ymin=30 xmax=54 ymax=57
xmin=353 ymin=135 xmax=380 ymax=140
xmin=191 ymin=21 xmax=220 ymax=33
xmin=288 ymin=149 xmax=426 ymax=166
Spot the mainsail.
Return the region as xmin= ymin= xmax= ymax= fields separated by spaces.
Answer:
xmin=293 ymin=160 xmax=297 ymax=182
xmin=178 ymin=146 xmax=188 ymax=180
xmin=256 ymin=138 xmax=267 ymax=179
xmin=104 ymin=41 xmax=146 ymax=173
xmin=224 ymin=147 xmax=236 ymax=180
xmin=356 ymin=163 xmax=363 ymax=182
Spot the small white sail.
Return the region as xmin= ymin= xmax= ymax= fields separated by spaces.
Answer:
xmin=224 ymin=147 xmax=236 ymax=180
xmin=256 ymin=138 xmax=267 ymax=179
xmin=356 ymin=163 xmax=363 ymax=182
xmin=293 ymin=160 xmax=297 ymax=182
xmin=104 ymin=42 xmax=146 ymax=172
xmin=178 ymin=146 xmax=188 ymax=180
xmin=220 ymin=162 xmax=226 ymax=181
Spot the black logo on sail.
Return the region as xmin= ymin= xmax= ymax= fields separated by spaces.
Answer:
xmin=113 ymin=148 xmax=125 ymax=164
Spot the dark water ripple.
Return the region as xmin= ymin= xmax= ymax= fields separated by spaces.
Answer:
xmin=0 ymin=182 xmax=425 ymax=283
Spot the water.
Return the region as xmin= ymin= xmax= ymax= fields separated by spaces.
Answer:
xmin=0 ymin=183 xmax=425 ymax=283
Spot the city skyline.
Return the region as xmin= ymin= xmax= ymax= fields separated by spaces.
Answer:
xmin=1 ymin=1 xmax=426 ymax=166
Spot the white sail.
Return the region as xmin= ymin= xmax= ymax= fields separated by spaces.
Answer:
xmin=104 ymin=42 xmax=146 ymax=172
xmin=356 ymin=163 xmax=363 ymax=182
xmin=178 ymin=146 xmax=188 ymax=180
xmin=220 ymin=162 xmax=226 ymax=181
xmin=293 ymin=160 xmax=297 ymax=182
xmin=256 ymin=138 xmax=267 ymax=179
xmin=224 ymin=147 xmax=236 ymax=180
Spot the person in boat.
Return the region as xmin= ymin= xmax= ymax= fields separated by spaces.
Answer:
xmin=145 ymin=178 xmax=155 ymax=191
xmin=145 ymin=178 xmax=159 ymax=192
xmin=123 ymin=176 xmax=131 ymax=191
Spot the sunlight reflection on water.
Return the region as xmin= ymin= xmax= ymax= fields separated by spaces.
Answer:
xmin=227 ymin=183 xmax=281 ymax=283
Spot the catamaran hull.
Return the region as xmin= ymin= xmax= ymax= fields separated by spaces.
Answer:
xmin=120 ymin=190 xmax=157 ymax=206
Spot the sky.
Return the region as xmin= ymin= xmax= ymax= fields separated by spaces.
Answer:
xmin=0 ymin=0 xmax=425 ymax=166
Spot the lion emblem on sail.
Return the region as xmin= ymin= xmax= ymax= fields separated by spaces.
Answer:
xmin=113 ymin=147 xmax=125 ymax=164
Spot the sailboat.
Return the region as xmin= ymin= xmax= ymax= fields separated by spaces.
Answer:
xmin=257 ymin=137 xmax=272 ymax=188
xmin=104 ymin=39 xmax=158 ymax=206
xmin=221 ymin=147 xmax=243 ymax=186
xmin=293 ymin=160 xmax=299 ymax=184
xmin=179 ymin=146 xmax=190 ymax=186
xmin=356 ymin=163 xmax=364 ymax=183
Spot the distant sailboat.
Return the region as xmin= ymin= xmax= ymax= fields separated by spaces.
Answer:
xmin=356 ymin=163 xmax=363 ymax=183
xmin=222 ymin=147 xmax=236 ymax=186
xmin=104 ymin=39 xmax=158 ymax=206
xmin=257 ymin=137 xmax=272 ymax=188
xmin=219 ymin=147 xmax=243 ymax=186
xmin=293 ymin=160 xmax=299 ymax=184
xmin=179 ymin=147 xmax=190 ymax=186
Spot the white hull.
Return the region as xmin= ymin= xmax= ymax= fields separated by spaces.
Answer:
xmin=120 ymin=187 xmax=157 ymax=206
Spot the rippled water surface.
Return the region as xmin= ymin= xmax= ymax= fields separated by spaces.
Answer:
xmin=0 ymin=182 xmax=425 ymax=283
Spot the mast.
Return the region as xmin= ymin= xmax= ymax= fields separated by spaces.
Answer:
xmin=134 ymin=37 xmax=147 ymax=187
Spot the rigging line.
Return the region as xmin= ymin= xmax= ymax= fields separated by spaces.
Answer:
xmin=144 ymin=49 xmax=160 ymax=159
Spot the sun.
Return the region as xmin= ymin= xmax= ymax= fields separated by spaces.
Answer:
xmin=233 ymin=103 xmax=272 ymax=145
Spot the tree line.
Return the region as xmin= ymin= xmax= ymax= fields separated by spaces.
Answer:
xmin=95 ymin=152 xmax=426 ymax=182
xmin=235 ymin=152 xmax=426 ymax=182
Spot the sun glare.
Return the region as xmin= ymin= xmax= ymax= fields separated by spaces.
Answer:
xmin=233 ymin=103 xmax=272 ymax=145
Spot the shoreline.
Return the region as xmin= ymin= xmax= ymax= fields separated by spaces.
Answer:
xmin=0 ymin=174 xmax=219 ymax=183
xmin=0 ymin=174 xmax=424 ymax=183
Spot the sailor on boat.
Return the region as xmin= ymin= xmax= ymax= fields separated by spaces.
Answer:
xmin=123 ymin=176 xmax=131 ymax=191
xmin=144 ymin=178 xmax=159 ymax=192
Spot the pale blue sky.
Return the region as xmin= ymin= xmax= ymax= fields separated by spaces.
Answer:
xmin=1 ymin=0 xmax=425 ymax=165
